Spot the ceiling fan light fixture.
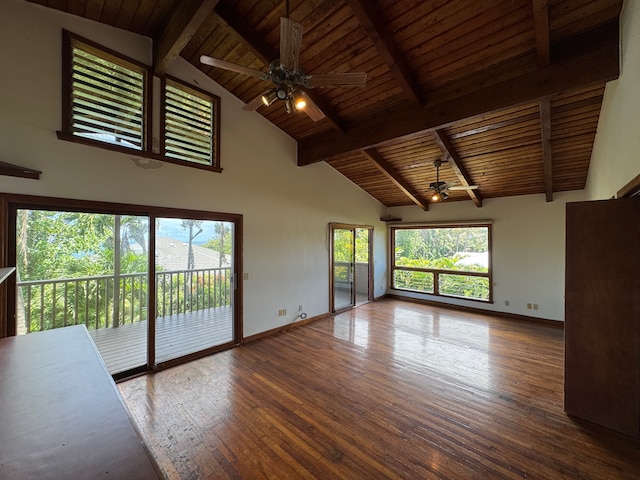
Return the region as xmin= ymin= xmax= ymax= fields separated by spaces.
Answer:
xmin=285 ymin=96 xmax=295 ymax=113
xmin=292 ymin=90 xmax=306 ymax=110
xmin=261 ymin=89 xmax=278 ymax=106
xmin=431 ymin=191 xmax=449 ymax=202
xmin=276 ymin=87 xmax=289 ymax=100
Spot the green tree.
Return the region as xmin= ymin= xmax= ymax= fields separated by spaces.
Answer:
xmin=16 ymin=210 xmax=149 ymax=332
xmin=203 ymin=222 xmax=232 ymax=267
xmin=182 ymin=220 xmax=203 ymax=270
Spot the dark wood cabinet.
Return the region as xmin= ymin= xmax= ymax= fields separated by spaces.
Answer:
xmin=565 ymin=197 xmax=640 ymax=437
xmin=0 ymin=325 xmax=162 ymax=479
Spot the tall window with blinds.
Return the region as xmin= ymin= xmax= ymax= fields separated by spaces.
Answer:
xmin=162 ymin=77 xmax=220 ymax=169
xmin=60 ymin=31 xmax=149 ymax=152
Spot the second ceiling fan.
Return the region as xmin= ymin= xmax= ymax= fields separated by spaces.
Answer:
xmin=200 ymin=0 xmax=367 ymax=121
xmin=429 ymin=159 xmax=479 ymax=202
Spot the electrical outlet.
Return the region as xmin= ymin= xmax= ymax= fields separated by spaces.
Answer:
xmin=533 ymin=304 xmax=538 ymax=310
xmin=243 ymin=272 xmax=249 ymax=280
xmin=278 ymin=309 xmax=287 ymax=317
xmin=505 ymin=300 xmax=510 ymax=307
xmin=527 ymin=303 xmax=532 ymax=309
xmin=298 ymin=305 xmax=303 ymax=312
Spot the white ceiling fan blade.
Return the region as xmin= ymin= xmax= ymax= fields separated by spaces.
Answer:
xmin=306 ymin=72 xmax=367 ymax=88
xmin=200 ymin=55 xmax=267 ymax=79
xmin=242 ymin=93 xmax=266 ymax=112
xmin=448 ymin=185 xmax=479 ymax=190
xmin=280 ymin=17 xmax=304 ymax=72
xmin=300 ymin=93 xmax=326 ymax=122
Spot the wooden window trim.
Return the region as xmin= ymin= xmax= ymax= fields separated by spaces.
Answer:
xmin=390 ymin=223 xmax=493 ymax=303
xmin=58 ymin=31 xmax=223 ymax=174
xmin=0 ymin=193 xmax=243 ymax=349
xmin=160 ymin=76 xmax=221 ymax=171
xmin=61 ymin=30 xmax=151 ymax=152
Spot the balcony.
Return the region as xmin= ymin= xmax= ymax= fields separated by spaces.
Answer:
xmin=17 ymin=267 xmax=234 ymax=374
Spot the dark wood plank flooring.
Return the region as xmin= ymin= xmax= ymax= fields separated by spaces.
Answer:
xmin=119 ymin=299 xmax=640 ymax=479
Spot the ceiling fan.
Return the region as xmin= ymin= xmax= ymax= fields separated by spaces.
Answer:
xmin=429 ymin=159 xmax=479 ymax=202
xmin=199 ymin=0 xmax=367 ymax=121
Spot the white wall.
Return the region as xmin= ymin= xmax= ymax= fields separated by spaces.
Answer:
xmin=586 ymin=0 xmax=640 ymax=199
xmin=386 ymin=190 xmax=588 ymax=322
xmin=0 ymin=0 xmax=387 ymax=337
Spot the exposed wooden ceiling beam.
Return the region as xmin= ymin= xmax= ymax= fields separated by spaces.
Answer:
xmin=539 ymin=97 xmax=553 ymax=202
xmin=154 ymin=0 xmax=219 ymax=76
xmin=346 ymin=0 xmax=422 ymax=107
xmin=213 ymin=1 xmax=347 ymax=133
xmin=532 ymin=0 xmax=551 ymax=68
xmin=432 ymin=130 xmax=482 ymax=208
xmin=362 ymin=149 xmax=429 ymax=211
xmin=298 ymin=21 xmax=619 ymax=166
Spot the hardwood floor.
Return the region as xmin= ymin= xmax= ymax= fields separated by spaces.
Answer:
xmin=118 ymin=299 xmax=640 ymax=479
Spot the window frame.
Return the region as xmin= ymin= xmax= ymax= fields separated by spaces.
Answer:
xmin=57 ymin=30 xmax=222 ymax=173
xmin=58 ymin=30 xmax=152 ymax=155
xmin=160 ymin=76 xmax=221 ymax=171
xmin=0 ymin=192 xmax=243 ymax=378
xmin=390 ymin=223 xmax=493 ymax=303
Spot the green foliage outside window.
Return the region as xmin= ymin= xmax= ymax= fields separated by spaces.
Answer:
xmin=392 ymin=226 xmax=491 ymax=301
xmin=16 ymin=210 xmax=231 ymax=333
xmin=393 ymin=270 xmax=434 ymax=293
xmin=439 ymin=274 xmax=490 ymax=300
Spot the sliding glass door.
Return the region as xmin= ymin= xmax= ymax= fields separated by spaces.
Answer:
xmin=8 ymin=197 xmax=242 ymax=377
xmin=330 ymin=223 xmax=373 ymax=313
xmin=154 ymin=217 xmax=235 ymax=363
xmin=332 ymin=227 xmax=355 ymax=311
xmin=15 ymin=210 xmax=150 ymax=374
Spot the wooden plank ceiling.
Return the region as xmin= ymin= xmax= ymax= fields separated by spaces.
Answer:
xmin=29 ymin=0 xmax=622 ymax=209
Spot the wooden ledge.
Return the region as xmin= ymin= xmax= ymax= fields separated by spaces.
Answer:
xmin=0 ymin=161 xmax=41 ymax=179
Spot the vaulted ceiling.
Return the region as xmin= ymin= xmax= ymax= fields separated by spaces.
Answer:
xmin=28 ymin=0 xmax=622 ymax=209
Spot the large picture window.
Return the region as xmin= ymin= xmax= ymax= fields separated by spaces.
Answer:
xmin=391 ymin=224 xmax=492 ymax=302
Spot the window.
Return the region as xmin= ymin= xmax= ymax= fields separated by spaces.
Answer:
xmin=391 ymin=224 xmax=492 ymax=302
xmin=58 ymin=31 xmax=222 ymax=172
xmin=162 ymin=77 xmax=220 ymax=168
xmin=60 ymin=30 xmax=149 ymax=151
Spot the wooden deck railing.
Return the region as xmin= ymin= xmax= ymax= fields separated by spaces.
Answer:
xmin=17 ymin=267 xmax=232 ymax=334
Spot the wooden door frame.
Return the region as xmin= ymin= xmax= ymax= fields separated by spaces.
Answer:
xmin=329 ymin=223 xmax=373 ymax=314
xmin=0 ymin=193 xmax=243 ymax=379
